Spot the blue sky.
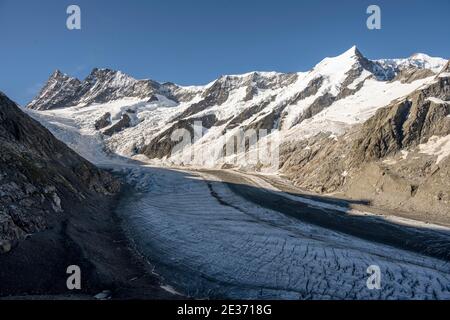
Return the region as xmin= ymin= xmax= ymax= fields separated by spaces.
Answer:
xmin=0 ymin=0 xmax=449 ymax=105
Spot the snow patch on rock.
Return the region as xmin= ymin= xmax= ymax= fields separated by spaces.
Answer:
xmin=419 ymin=135 xmax=450 ymax=164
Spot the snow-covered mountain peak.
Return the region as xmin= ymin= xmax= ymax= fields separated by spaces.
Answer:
xmin=313 ymin=47 xmax=447 ymax=84
xmin=27 ymin=68 xmax=166 ymax=110
xmin=337 ymin=45 xmax=361 ymax=59
xmin=309 ymin=46 xmax=383 ymax=86
xmin=86 ymin=69 xmax=139 ymax=91
xmin=376 ymin=53 xmax=447 ymax=75
xmin=83 ymin=68 xmax=141 ymax=87
xmin=50 ymin=69 xmax=72 ymax=80
xmin=304 ymin=46 xmax=376 ymax=97
xmin=409 ymin=53 xmax=447 ymax=70
xmin=46 ymin=69 xmax=79 ymax=84
xmin=27 ymin=70 xmax=82 ymax=110
xmin=316 ymin=46 xmax=357 ymax=68
xmin=315 ymin=45 xmax=365 ymax=67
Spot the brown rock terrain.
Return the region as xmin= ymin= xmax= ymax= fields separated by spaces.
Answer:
xmin=280 ymin=65 xmax=450 ymax=225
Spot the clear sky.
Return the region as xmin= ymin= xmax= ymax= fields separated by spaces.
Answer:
xmin=0 ymin=0 xmax=449 ymax=105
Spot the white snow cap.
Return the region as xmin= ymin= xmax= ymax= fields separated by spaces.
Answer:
xmin=377 ymin=52 xmax=447 ymax=73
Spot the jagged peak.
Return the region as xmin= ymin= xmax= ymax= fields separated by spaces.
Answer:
xmin=48 ymin=69 xmax=78 ymax=81
xmin=332 ymin=45 xmax=364 ymax=60
xmin=51 ymin=69 xmax=63 ymax=77
xmin=83 ymin=68 xmax=157 ymax=87
xmin=345 ymin=45 xmax=361 ymax=56
xmin=318 ymin=45 xmax=364 ymax=64
xmin=38 ymin=70 xmax=80 ymax=93
xmin=313 ymin=45 xmax=369 ymax=76
xmin=86 ymin=67 xmax=122 ymax=80
xmin=82 ymin=68 xmax=146 ymax=90
xmin=88 ymin=67 xmax=119 ymax=76
xmin=27 ymin=67 xmax=165 ymax=110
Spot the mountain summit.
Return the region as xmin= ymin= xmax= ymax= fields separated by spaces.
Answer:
xmin=27 ymin=68 xmax=164 ymax=110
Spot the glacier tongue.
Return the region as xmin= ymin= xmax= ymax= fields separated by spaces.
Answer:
xmin=113 ymin=166 xmax=450 ymax=299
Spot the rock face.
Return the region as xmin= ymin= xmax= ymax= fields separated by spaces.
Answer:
xmin=26 ymin=70 xmax=82 ymax=110
xmin=94 ymin=112 xmax=112 ymax=130
xmin=141 ymin=114 xmax=217 ymax=159
xmin=103 ymin=114 xmax=131 ymax=136
xmin=352 ymin=79 xmax=450 ymax=163
xmin=0 ymin=92 xmax=120 ymax=247
xmin=28 ymin=69 xmax=163 ymax=110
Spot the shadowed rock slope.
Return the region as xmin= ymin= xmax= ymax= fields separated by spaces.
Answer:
xmin=0 ymin=92 xmax=119 ymax=247
xmin=0 ymin=92 xmax=164 ymax=298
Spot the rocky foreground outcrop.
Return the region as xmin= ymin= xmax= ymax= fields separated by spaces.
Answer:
xmin=0 ymin=92 xmax=175 ymax=298
xmin=0 ymin=91 xmax=119 ymax=250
